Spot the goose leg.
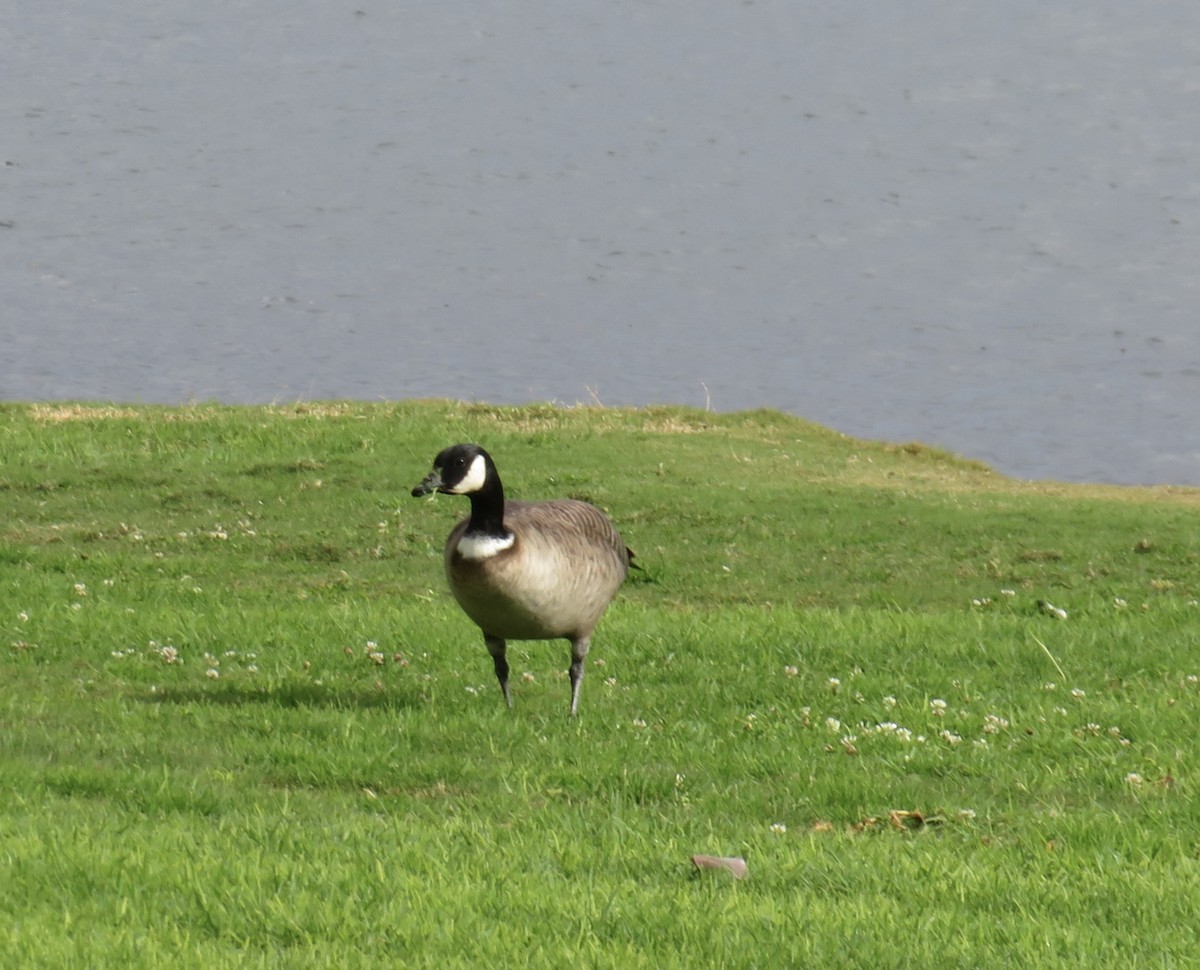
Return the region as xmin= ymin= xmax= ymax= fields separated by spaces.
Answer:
xmin=568 ymin=636 xmax=591 ymax=717
xmin=484 ymin=634 xmax=512 ymax=708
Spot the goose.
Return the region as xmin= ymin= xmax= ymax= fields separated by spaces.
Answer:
xmin=412 ymin=443 xmax=633 ymax=716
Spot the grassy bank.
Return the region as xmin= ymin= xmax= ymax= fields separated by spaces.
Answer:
xmin=2 ymin=400 xmax=1199 ymax=967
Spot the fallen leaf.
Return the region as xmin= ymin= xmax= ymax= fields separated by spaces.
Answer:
xmin=852 ymin=810 xmax=944 ymax=834
xmin=888 ymin=810 xmax=925 ymax=830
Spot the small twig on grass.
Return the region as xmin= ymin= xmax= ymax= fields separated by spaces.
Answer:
xmin=1031 ymin=634 xmax=1067 ymax=680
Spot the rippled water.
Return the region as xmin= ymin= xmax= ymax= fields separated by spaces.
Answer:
xmin=4 ymin=1 xmax=1199 ymax=484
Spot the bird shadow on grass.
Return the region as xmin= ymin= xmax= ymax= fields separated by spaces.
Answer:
xmin=140 ymin=681 xmax=423 ymax=711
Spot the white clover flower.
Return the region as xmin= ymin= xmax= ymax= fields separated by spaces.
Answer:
xmin=769 ymin=822 xmax=787 ymax=834
xmin=930 ymin=698 xmax=947 ymax=715
xmin=783 ymin=665 xmax=799 ymax=678
xmin=882 ymin=695 xmax=897 ymax=709
xmin=825 ymin=716 xmax=841 ymax=733
xmin=1071 ymin=688 xmax=1086 ymax=699
xmin=17 ymin=611 xmax=29 ymax=623
xmin=205 ymin=668 xmax=220 ymax=680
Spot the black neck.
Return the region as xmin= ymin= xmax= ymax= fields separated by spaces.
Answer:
xmin=466 ymin=473 xmax=507 ymax=536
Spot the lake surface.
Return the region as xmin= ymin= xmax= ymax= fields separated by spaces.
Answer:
xmin=5 ymin=1 xmax=1199 ymax=484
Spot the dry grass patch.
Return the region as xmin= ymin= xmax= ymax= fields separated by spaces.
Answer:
xmin=28 ymin=404 xmax=144 ymax=423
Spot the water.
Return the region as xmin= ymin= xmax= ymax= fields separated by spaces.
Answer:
xmin=5 ymin=1 xmax=1199 ymax=484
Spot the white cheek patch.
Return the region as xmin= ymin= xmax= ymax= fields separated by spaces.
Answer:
xmin=448 ymin=453 xmax=488 ymax=494
xmin=457 ymin=531 xmax=516 ymax=560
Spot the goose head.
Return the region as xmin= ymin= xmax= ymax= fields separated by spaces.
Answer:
xmin=412 ymin=443 xmax=496 ymax=497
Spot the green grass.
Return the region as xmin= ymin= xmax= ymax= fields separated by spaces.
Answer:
xmin=2 ymin=400 xmax=1199 ymax=967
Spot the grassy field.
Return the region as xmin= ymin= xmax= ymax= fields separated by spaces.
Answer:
xmin=2 ymin=400 xmax=1199 ymax=968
